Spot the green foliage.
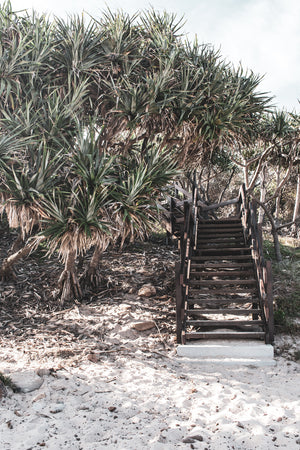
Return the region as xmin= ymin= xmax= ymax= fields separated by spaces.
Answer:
xmin=0 ymin=3 xmax=278 ymax=299
xmin=0 ymin=371 xmax=19 ymax=392
xmin=264 ymin=239 xmax=300 ymax=331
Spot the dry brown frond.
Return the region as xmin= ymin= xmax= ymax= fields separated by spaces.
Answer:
xmin=46 ymin=227 xmax=114 ymax=263
xmin=3 ymin=200 xmax=42 ymax=239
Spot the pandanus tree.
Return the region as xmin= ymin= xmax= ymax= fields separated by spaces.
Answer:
xmin=0 ymin=3 xmax=275 ymax=303
xmin=35 ymin=126 xmax=178 ymax=302
xmin=75 ymin=129 xmax=179 ymax=292
xmin=0 ymin=145 xmax=60 ymax=279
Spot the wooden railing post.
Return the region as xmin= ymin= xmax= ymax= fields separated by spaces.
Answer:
xmin=266 ymin=260 xmax=275 ymax=344
xmin=175 ymin=261 xmax=183 ymax=344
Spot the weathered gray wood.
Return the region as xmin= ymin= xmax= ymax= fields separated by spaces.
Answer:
xmin=186 ymin=320 xmax=263 ymax=327
xmin=191 ymin=255 xmax=253 ymax=261
xmin=188 ymin=287 xmax=257 ymax=294
xmin=173 ymin=183 xmax=192 ymax=199
xmin=185 ymin=331 xmax=265 ymax=339
xmin=199 ymin=197 xmax=239 ymax=211
xmin=175 ymin=262 xmax=183 ymax=344
xmin=186 ymin=308 xmax=261 ymax=315
xmin=190 ymin=262 xmax=254 ymax=269
xmin=195 ymin=247 xmax=251 ymax=253
xmin=189 ymin=279 xmax=256 ymax=286
xmin=188 ymin=298 xmax=256 ymax=305
xmin=190 ymin=270 xmax=254 ymax=277
xmin=266 ymin=260 xmax=275 ymax=344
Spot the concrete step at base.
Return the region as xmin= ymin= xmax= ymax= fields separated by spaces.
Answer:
xmin=177 ymin=340 xmax=274 ymax=366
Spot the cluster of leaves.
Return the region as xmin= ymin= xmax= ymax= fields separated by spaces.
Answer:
xmin=264 ymin=239 xmax=300 ymax=331
xmin=0 ymin=2 xmax=275 ymax=302
xmin=0 ymin=2 xmax=271 ymax=162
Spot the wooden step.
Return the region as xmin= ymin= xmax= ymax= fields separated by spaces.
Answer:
xmin=190 ymin=262 xmax=254 ymax=269
xmin=184 ymin=331 xmax=265 ymax=339
xmin=199 ymin=219 xmax=241 ymax=224
xmin=190 ymin=270 xmax=254 ymax=277
xmin=197 ymin=235 xmax=243 ymax=239
xmin=189 ymin=279 xmax=257 ymax=286
xmin=187 ymin=298 xmax=257 ymax=305
xmin=197 ymin=243 xmax=245 ymax=248
xmin=196 ymin=242 xmax=245 ymax=248
xmin=188 ymin=287 xmax=257 ymax=295
xmin=191 ymin=255 xmax=253 ymax=261
xmin=198 ymin=231 xmax=244 ymax=236
xmin=197 ymin=234 xmax=244 ymax=240
xmin=198 ymin=224 xmax=243 ymax=233
xmin=186 ymin=309 xmax=261 ymax=315
xmin=194 ymin=247 xmax=251 ymax=254
xmin=186 ymin=320 xmax=263 ymax=327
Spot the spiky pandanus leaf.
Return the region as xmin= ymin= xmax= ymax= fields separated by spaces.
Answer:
xmin=40 ymin=185 xmax=112 ymax=262
xmin=71 ymin=124 xmax=117 ymax=192
xmin=0 ymin=147 xmax=62 ymax=238
xmin=111 ymin=144 xmax=179 ymax=247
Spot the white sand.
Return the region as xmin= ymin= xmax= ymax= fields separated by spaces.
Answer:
xmin=1 ymin=349 xmax=299 ymax=450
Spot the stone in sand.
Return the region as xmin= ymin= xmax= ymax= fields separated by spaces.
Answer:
xmin=132 ymin=321 xmax=156 ymax=331
xmin=9 ymin=371 xmax=43 ymax=393
xmin=138 ymin=284 xmax=156 ymax=297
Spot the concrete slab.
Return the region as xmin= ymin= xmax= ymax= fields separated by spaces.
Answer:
xmin=177 ymin=340 xmax=275 ymax=366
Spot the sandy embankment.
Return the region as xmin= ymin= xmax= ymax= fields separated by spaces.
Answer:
xmin=0 ymin=349 xmax=299 ymax=450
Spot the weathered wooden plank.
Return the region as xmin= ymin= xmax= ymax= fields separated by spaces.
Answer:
xmin=175 ymin=262 xmax=183 ymax=344
xmin=190 ymin=262 xmax=254 ymax=269
xmin=187 ymin=298 xmax=256 ymax=305
xmin=197 ymin=234 xmax=244 ymax=240
xmin=199 ymin=218 xmax=241 ymax=223
xmin=185 ymin=331 xmax=265 ymax=339
xmin=266 ymin=260 xmax=275 ymax=344
xmin=195 ymin=247 xmax=251 ymax=253
xmin=188 ymin=287 xmax=257 ymax=294
xmin=197 ymin=242 xmax=245 ymax=248
xmin=186 ymin=308 xmax=261 ymax=315
xmin=199 ymin=227 xmax=243 ymax=236
xmin=186 ymin=319 xmax=263 ymax=326
xmin=189 ymin=279 xmax=256 ymax=286
xmin=191 ymin=255 xmax=253 ymax=261
xmin=190 ymin=270 xmax=254 ymax=277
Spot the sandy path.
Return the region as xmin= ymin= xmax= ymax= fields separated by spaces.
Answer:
xmin=1 ymin=352 xmax=299 ymax=450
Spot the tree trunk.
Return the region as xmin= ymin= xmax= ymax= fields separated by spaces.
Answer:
xmin=80 ymin=244 xmax=104 ymax=289
xmin=252 ymin=198 xmax=282 ymax=262
xmin=218 ymin=168 xmax=235 ymax=204
xmin=205 ymin=165 xmax=211 ymax=203
xmin=7 ymin=233 xmax=24 ymax=256
xmin=57 ymin=250 xmax=82 ymax=305
xmin=258 ymin=164 xmax=267 ymax=226
xmin=274 ymin=165 xmax=281 ymax=223
xmin=0 ymin=240 xmax=39 ymax=281
xmin=243 ymin=162 xmax=249 ymax=190
xmin=292 ymin=170 xmax=300 ymax=236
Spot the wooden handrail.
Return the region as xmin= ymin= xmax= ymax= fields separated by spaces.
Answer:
xmin=199 ymin=197 xmax=239 ymax=211
xmin=175 ymin=187 xmax=201 ymax=344
xmin=239 ymin=189 xmax=274 ymax=344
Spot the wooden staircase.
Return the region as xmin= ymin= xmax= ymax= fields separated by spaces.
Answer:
xmin=184 ymin=217 xmax=265 ymax=342
xmin=174 ymin=184 xmax=274 ymax=347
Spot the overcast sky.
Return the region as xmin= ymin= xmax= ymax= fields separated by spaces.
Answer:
xmin=8 ymin=0 xmax=300 ymax=112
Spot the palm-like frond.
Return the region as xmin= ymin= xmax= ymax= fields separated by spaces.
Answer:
xmin=71 ymin=125 xmax=117 ymax=192
xmin=0 ymin=147 xmax=62 ymax=236
xmin=40 ymin=185 xmax=111 ymax=261
xmin=111 ymin=144 xmax=179 ymax=246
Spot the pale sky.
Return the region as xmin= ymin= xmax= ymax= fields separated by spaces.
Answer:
xmin=8 ymin=0 xmax=300 ymax=112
